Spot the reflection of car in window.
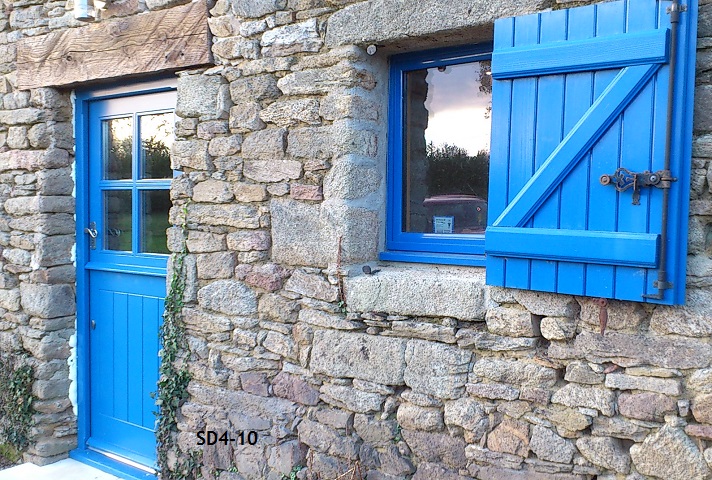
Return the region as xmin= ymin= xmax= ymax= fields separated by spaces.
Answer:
xmin=423 ymin=194 xmax=487 ymax=234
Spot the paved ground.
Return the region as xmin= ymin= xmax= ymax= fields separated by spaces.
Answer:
xmin=0 ymin=458 xmax=121 ymax=480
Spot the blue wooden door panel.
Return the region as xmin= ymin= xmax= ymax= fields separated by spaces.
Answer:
xmin=111 ymin=291 xmax=129 ymax=421
xmin=486 ymin=0 xmax=697 ymax=305
xmin=88 ymin=271 xmax=165 ymax=466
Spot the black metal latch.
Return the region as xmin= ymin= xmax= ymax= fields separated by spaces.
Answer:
xmin=599 ymin=168 xmax=676 ymax=205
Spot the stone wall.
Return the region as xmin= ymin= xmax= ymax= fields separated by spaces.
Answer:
xmin=167 ymin=0 xmax=712 ymax=479
xmin=2 ymin=0 xmax=712 ymax=479
xmin=0 ymin=0 xmax=191 ymax=467
xmin=0 ymin=0 xmax=78 ymax=462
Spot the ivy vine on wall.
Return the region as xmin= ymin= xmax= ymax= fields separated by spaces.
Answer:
xmin=155 ymin=202 xmax=201 ymax=479
xmin=0 ymin=353 xmax=34 ymax=451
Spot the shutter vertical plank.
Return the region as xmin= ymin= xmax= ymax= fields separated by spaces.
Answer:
xmin=504 ymin=13 xmax=540 ymax=290
xmin=584 ymin=0 xmax=627 ymax=298
xmin=486 ymin=17 xmax=516 ymax=287
xmin=556 ymin=5 xmax=596 ymax=295
xmin=669 ymin=0 xmax=697 ymax=305
xmin=614 ymin=0 xmax=661 ymax=300
xmin=530 ymin=10 xmax=568 ymax=293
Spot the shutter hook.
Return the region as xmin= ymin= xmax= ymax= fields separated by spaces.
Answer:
xmin=596 ymin=298 xmax=609 ymax=335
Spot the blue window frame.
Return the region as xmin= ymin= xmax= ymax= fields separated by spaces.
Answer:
xmin=89 ymin=98 xmax=176 ymax=264
xmin=381 ymin=43 xmax=493 ymax=267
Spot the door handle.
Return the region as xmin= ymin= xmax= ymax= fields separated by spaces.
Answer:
xmin=84 ymin=221 xmax=97 ymax=249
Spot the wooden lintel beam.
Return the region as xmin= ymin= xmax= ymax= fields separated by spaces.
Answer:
xmin=16 ymin=0 xmax=211 ymax=90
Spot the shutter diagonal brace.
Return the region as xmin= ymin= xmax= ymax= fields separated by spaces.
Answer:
xmin=643 ymin=0 xmax=683 ymax=299
xmin=491 ymin=63 xmax=662 ymax=229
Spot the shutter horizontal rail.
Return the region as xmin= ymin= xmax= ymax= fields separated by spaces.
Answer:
xmin=486 ymin=227 xmax=660 ymax=267
xmin=492 ymin=29 xmax=669 ymax=79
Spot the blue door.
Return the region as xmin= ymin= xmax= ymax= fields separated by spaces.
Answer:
xmin=82 ymin=88 xmax=176 ymax=469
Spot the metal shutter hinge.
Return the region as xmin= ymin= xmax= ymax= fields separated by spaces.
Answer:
xmin=667 ymin=3 xmax=687 ymax=14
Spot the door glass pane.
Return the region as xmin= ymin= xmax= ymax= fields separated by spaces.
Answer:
xmin=140 ymin=113 xmax=174 ymax=179
xmin=141 ymin=190 xmax=171 ymax=254
xmin=104 ymin=190 xmax=132 ymax=251
xmin=403 ymin=61 xmax=492 ymax=234
xmin=103 ymin=117 xmax=133 ymax=180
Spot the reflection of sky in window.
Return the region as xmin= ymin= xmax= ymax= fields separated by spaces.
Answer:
xmin=424 ymin=62 xmax=491 ymax=155
xmin=141 ymin=112 xmax=175 ymax=151
xmin=109 ymin=117 xmax=132 ymax=144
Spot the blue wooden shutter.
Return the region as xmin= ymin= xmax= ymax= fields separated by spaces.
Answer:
xmin=485 ymin=0 xmax=698 ymax=305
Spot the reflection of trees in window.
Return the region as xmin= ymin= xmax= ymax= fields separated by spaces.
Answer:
xmin=477 ymin=60 xmax=492 ymax=119
xmin=108 ymin=138 xmax=132 ymax=177
xmin=142 ymin=135 xmax=171 ymax=178
xmin=426 ymin=142 xmax=490 ymax=199
xmin=141 ymin=114 xmax=173 ymax=179
xmin=106 ymin=119 xmax=132 ymax=179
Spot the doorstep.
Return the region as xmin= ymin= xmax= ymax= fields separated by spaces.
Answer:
xmin=0 ymin=458 xmax=121 ymax=480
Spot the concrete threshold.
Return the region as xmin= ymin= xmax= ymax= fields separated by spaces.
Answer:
xmin=0 ymin=458 xmax=121 ymax=480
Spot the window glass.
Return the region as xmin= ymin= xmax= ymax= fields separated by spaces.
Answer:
xmin=103 ymin=117 xmax=133 ymax=180
xmin=140 ymin=190 xmax=171 ymax=254
xmin=140 ymin=112 xmax=174 ymax=179
xmin=104 ymin=190 xmax=132 ymax=251
xmin=403 ymin=61 xmax=492 ymax=234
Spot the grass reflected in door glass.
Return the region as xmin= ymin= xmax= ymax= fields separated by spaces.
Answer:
xmin=104 ymin=190 xmax=132 ymax=251
xmin=141 ymin=190 xmax=171 ymax=254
